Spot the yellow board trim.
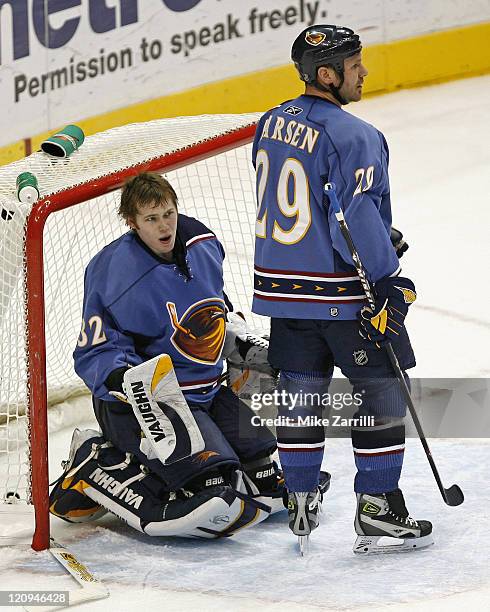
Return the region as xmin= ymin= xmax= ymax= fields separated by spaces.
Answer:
xmin=1 ymin=22 xmax=489 ymax=166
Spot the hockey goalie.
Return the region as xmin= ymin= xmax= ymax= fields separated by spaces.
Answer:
xmin=49 ymin=172 xmax=284 ymax=538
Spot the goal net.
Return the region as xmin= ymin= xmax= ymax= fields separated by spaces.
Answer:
xmin=0 ymin=114 xmax=263 ymax=550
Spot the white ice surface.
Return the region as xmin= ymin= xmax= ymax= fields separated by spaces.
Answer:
xmin=2 ymin=429 xmax=490 ymax=612
xmin=1 ymin=75 xmax=490 ymax=611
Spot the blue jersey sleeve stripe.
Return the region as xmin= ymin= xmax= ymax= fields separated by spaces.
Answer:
xmin=185 ymin=233 xmax=216 ymax=249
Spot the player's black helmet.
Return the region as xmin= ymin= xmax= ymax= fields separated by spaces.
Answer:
xmin=291 ymin=25 xmax=362 ymax=84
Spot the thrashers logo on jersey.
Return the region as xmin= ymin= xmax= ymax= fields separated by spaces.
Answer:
xmin=167 ymin=299 xmax=226 ymax=365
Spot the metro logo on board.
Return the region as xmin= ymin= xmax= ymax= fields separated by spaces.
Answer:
xmin=0 ymin=0 xmax=204 ymax=64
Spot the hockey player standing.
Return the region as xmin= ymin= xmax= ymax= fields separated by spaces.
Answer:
xmin=252 ymin=25 xmax=433 ymax=553
xmin=50 ymin=172 xmax=284 ymax=538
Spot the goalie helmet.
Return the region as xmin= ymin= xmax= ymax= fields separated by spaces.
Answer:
xmin=291 ymin=24 xmax=362 ymax=84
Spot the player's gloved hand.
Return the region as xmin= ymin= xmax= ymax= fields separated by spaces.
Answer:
xmin=221 ymin=311 xmax=248 ymax=359
xmin=358 ymin=276 xmax=416 ymax=347
xmin=229 ymin=334 xmax=274 ymax=375
xmin=390 ymin=227 xmax=409 ymax=259
xmin=105 ymin=366 xmax=131 ymax=403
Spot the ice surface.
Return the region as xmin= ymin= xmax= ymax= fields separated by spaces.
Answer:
xmin=1 ymin=75 xmax=490 ymax=611
xmin=3 ymin=427 xmax=490 ymax=612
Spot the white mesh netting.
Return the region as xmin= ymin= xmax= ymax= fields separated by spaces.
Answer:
xmin=0 ymin=114 xmax=264 ymax=503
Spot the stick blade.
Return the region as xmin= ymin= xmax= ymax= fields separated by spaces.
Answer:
xmin=444 ymin=484 xmax=464 ymax=506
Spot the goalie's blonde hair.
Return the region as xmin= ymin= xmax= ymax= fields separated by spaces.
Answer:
xmin=118 ymin=172 xmax=178 ymax=221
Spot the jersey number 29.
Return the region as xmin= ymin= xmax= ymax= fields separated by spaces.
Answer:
xmin=255 ymin=149 xmax=311 ymax=245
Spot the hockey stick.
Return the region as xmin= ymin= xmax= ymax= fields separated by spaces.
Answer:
xmin=23 ymin=539 xmax=109 ymax=611
xmin=324 ymin=182 xmax=464 ymax=507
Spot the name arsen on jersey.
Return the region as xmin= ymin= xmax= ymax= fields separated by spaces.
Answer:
xmin=260 ymin=115 xmax=319 ymax=154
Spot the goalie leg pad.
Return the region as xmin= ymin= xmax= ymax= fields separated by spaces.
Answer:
xmin=238 ymin=456 xmax=286 ymax=515
xmin=49 ymin=429 xmax=109 ymax=523
xmin=94 ymin=397 xmax=242 ymax=492
xmin=52 ymin=437 xmax=270 ymax=538
xmin=153 ymin=407 xmax=242 ymax=491
xmin=143 ymin=487 xmax=271 ymax=538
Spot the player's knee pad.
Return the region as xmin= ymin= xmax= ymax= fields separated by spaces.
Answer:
xmin=275 ymin=371 xmax=329 ymax=466
xmin=352 ymin=374 xmax=410 ymax=420
xmin=350 ymin=376 xmax=408 ymax=454
xmin=277 ymin=370 xmax=332 ymax=419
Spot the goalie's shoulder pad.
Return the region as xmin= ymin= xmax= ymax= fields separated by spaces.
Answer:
xmin=177 ymin=214 xmax=216 ymax=245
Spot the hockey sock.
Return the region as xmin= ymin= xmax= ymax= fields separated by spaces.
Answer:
xmin=351 ymin=376 xmax=407 ymax=493
xmin=276 ymin=370 xmax=329 ymax=492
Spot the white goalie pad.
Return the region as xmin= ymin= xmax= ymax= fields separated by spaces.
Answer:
xmin=227 ymin=333 xmax=278 ymax=404
xmin=81 ymin=480 xmax=271 ymax=539
xmin=123 ymin=354 xmax=205 ymax=465
xmin=144 ymin=491 xmax=271 ymax=538
xmin=227 ymin=332 xmax=272 ymax=373
xmin=227 ymin=363 xmax=276 ymax=402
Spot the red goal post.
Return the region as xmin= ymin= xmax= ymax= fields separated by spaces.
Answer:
xmin=0 ymin=114 xmax=262 ymax=551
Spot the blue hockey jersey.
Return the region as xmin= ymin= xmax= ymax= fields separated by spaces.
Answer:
xmin=252 ymin=95 xmax=400 ymax=320
xmin=74 ymin=215 xmax=231 ymax=403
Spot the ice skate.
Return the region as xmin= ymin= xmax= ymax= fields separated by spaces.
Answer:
xmin=287 ymin=472 xmax=330 ymax=555
xmin=353 ymin=488 xmax=433 ymax=555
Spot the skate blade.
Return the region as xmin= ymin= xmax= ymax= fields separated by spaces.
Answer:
xmin=298 ymin=535 xmax=309 ymax=556
xmin=353 ymin=533 xmax=434 ymax=555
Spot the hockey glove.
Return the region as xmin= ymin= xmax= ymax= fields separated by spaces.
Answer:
xmin=358 ymin=276 xmax=416 ymax=347
xmin=221 ymin=311 xmax=248 ymax=359
xmin=105 ymin=366 xmax=131 ymax=403
xmin=390 ymin=227 xmax=409 ymax=259
xmin=229 ymin=334 xmax=274 ymax=375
